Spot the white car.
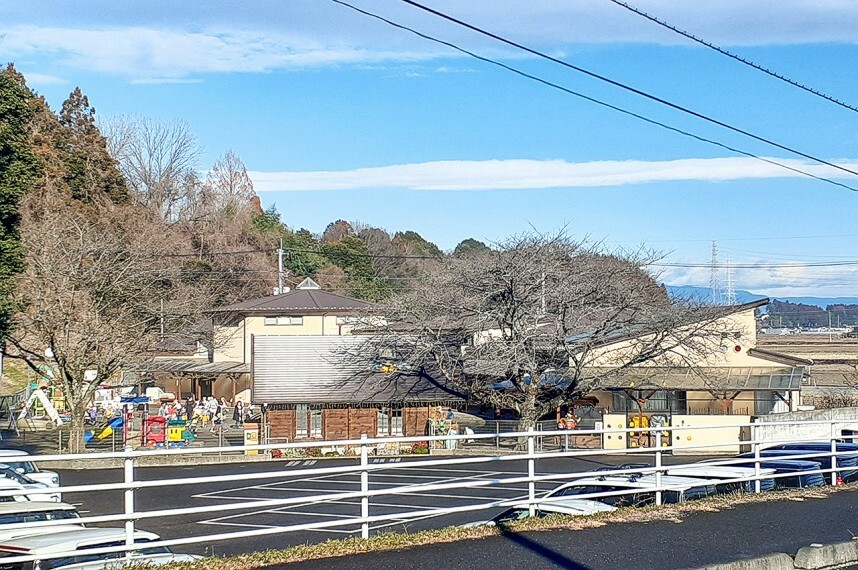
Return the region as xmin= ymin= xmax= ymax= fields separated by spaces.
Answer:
xmin=0 ymin=528 xmax=201 ymax=570
xmin=665 ymin=464 xmax=778 ymax=493
xmin=0 ymin=502 xmax=83 ymax=542
xmin=545 ymin=474 xmax=719 ymax=506
xmin=462 ymin=497 xmax=616 ymax=528
xmin=0 ymin=451 xmax=60 ymax=488
xmin=0 ymin=472 xmax=59 ymax=504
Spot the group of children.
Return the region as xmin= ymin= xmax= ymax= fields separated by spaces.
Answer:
xmin=156 ymin=396 xmax=252 ymax=434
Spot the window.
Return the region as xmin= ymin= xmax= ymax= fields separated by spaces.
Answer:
xmin=265 ymin=316 xmax=304 ymax=326
xmin=296 ymin=405 xmax=322 ymax=438
xmin=377 ymin=408 xmax=403 ymax=436
xmin=296 ymin=404 xmax=308 ymax=438
xmin=310 ymin=409 xmax=322 ymax=438
xmin=377 ymin=409 xmax=389 ymax=436
xmin=611 ymin=390 xmax=686 ymax=414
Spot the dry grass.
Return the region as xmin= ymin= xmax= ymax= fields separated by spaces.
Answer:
xmin=152 ymin=484 xmax=853 ymax=570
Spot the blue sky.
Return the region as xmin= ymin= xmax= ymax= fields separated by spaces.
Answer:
xmin=5 ymin=0 xmax=858 ymax=297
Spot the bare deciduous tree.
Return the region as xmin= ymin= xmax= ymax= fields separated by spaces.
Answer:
xmin=7 ymin=193 xmax=217 ymax=452
xmin=358 ymin=233 xmax=730 ymax=431
xmin=203 ymin=149 xmax=256 ymax=216
xmin=103 ymin=115 xmax=201 ymax=220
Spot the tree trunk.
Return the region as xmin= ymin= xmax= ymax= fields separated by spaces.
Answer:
xmin=516 ymin=387 xmax=541 ymax=450
xmin=67 ymin=403 xmax=87 ymax=454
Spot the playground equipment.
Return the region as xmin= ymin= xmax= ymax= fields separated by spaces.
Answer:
xmin=18 ymin=389 xmax=63 ymax=426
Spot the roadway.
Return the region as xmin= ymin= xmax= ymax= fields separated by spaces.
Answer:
xmin=275 ymin=486 xmax=858 ymax=570
xmin=55 ymin=454 xmax=697 ymax=557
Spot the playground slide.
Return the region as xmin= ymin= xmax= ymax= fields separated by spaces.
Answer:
xmin=84 ymin=431 xmax=94 ymax=444
xmin=97 ymin=417 xmax=124 ymax=440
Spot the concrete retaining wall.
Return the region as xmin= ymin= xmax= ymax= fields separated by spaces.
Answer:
xmin=691 ymin=539 xmax=858 ymax=570
xmin=754 ymin=407 xmax=858 ymax=445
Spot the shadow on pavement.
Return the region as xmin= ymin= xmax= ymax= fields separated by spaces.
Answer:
xmin=500 ymin=527 xmax=593 ymax=569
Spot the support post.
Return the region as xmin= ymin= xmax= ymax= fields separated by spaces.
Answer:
xmin=496 ymin=421 xmax=500 ymax=451
xmin=831 ymin=421 xmax=839 ymax=486
xmin=123 ymin=446 xmax=135 ymax=558
xmin=752 ymin=423 xmax=761 ymax=494
xmin=655 ymin=433 xmax=663 ymax=506
xmin=360 ymin=434 xmax=369 ymax=539
xmin=527 ymin=430 xmax=536 ymax=517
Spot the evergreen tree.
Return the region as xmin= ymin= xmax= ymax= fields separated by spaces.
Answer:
xmin=0 ymin=65 xmax=40 ymax=339
xmin=58 ymin=87 xmax=127 ymax=203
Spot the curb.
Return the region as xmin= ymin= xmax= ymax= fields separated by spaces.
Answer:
xmin=696 ymin=553 xmax=795 ymax=570
xmin=795 ymin=540 xmax=858 ymax=570
xmin=691 ymin=539 xmax=858 ymax=570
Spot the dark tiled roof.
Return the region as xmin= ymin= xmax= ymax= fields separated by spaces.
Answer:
xmin=211 ymin=288 xmax=374 ymax=314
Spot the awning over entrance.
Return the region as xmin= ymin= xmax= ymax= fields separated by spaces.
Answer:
xmin=134 ymin=359 xmax=250 ymax=375
xmin=586 ymin=366 xmax=806 ymax=392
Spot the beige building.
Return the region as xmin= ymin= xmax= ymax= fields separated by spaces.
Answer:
xmin=142 ymin=278 xmax=376 ymax=401
xmin=580 ymin=299 xmax=812 ymax=452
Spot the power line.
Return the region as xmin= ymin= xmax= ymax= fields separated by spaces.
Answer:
xmin=393 ymin=0 xmax=858 ymax=180
xmin=604 ymin=0 xmax=858 ymax=115
xmin=331 ymin=0 xmax=858 ymax=193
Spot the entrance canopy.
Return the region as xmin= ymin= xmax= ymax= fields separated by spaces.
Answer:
xmin=134 ymin=359 xmax=250 ymax=375
xmin=586 ymin=366 xmax=805 ymax=392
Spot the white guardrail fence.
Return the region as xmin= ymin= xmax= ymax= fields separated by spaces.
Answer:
xmin=0 ymin=418 xmax=856 ymax=564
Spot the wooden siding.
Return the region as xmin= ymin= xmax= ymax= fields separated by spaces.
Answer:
xmin=348 ymin=408 xmax=376 ymax=439
xmin=268 ymin=409 xmax=296 ymax=440
xmin=323 ymin=409 xmax=349 ymax=440
xmin=404 ymin=407 xmax=428 ymax=436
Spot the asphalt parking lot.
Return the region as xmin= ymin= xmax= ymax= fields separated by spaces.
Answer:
xmin=57 ymin=454 xmax=689 ymax=556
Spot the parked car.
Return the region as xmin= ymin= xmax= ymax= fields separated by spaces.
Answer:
xmin=0 ymin=528 xmax=200 ymax=570
xmin=461 ymin=497 xmax=616 ymax=528
xmin=545 ymin=473 xmax=719 ymax=506
xmin=0 ymin=467 xmax=60 ymax=503
xmin=0 ymin=502 xmax=83 ymax=542
xmin=720 ymin=457 xmax=826 ymax=488
xmin=0 ymin=452 xmax=59 ymax=488
xmin=763 ymin=443 xmax=858 ymax=482
xmin=0 ymin=475 xmax=59 ymax=504
xmin=665 ymin=464 xmax=778 ymax=493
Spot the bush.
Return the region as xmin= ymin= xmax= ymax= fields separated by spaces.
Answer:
xmin=270 ymin=449 xmax=283 ymax=459
xmin=411 ymin=441 xmax=429 ymax=454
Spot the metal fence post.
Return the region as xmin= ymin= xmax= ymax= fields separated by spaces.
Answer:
xmin=752 ymin=422 xmax=761 ymax=494
xmin=527 ymin=430 xmax=536 ymax=517
xmin=360 ymin=434 xmax=369 ymax=539
xmin=123 ymin=446 xmax=135 ymax=558
xmin=655 ymin=433 xmax=663 ymax=506
xmin=830 ymin=421 xmax=839 ymax=486
xmin=495 ymin=421 xmax=500 ymax=451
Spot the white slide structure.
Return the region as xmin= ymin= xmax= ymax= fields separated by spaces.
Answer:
xmin=18 ymin=389 xmax=63 ymax=426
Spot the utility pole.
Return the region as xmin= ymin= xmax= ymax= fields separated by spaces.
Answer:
xmin=277 ymin=238 xmax=284 ymax=295
xmin=829 ymin=310 xmax=832 ymax=343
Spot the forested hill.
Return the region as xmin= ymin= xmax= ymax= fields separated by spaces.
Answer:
xmin=0 ymin=66 xmax=489 ymax=313
xmin=767 ymin=299 xmax=858 ymax=327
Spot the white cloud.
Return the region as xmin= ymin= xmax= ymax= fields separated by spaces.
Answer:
xmin=247 ymin=157 xmax=858 ymax=192
xmin=0 ymin=26 xmax=444 ymax=80
xmin=5 ymin=2 xmax=858 ymax=79
xmin=21 ymin=72 xmax=68 ymax=86
xmin=660 ymin=261 xmax=858 ymax=298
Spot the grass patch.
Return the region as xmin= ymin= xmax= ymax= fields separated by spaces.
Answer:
xmin=154 ymin=483 xmax=854 ymax=570
xmin=0 ymin=360 xmax=29 ymax=396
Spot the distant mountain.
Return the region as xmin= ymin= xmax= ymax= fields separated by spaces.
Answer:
xmin=773 ymin=296 xmax=858 ymax=308
xmin=665 ymin=285 xmax=858 ymax=309
xmin=665 ymin=285 xmax=767 ymax=305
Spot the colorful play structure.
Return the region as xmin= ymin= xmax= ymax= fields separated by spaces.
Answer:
xmin=83 ymin=416 xmax=124 ymax=444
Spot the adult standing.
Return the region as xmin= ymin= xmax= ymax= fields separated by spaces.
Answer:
xmin=233 ymin=400 xmax=244 ymax=428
